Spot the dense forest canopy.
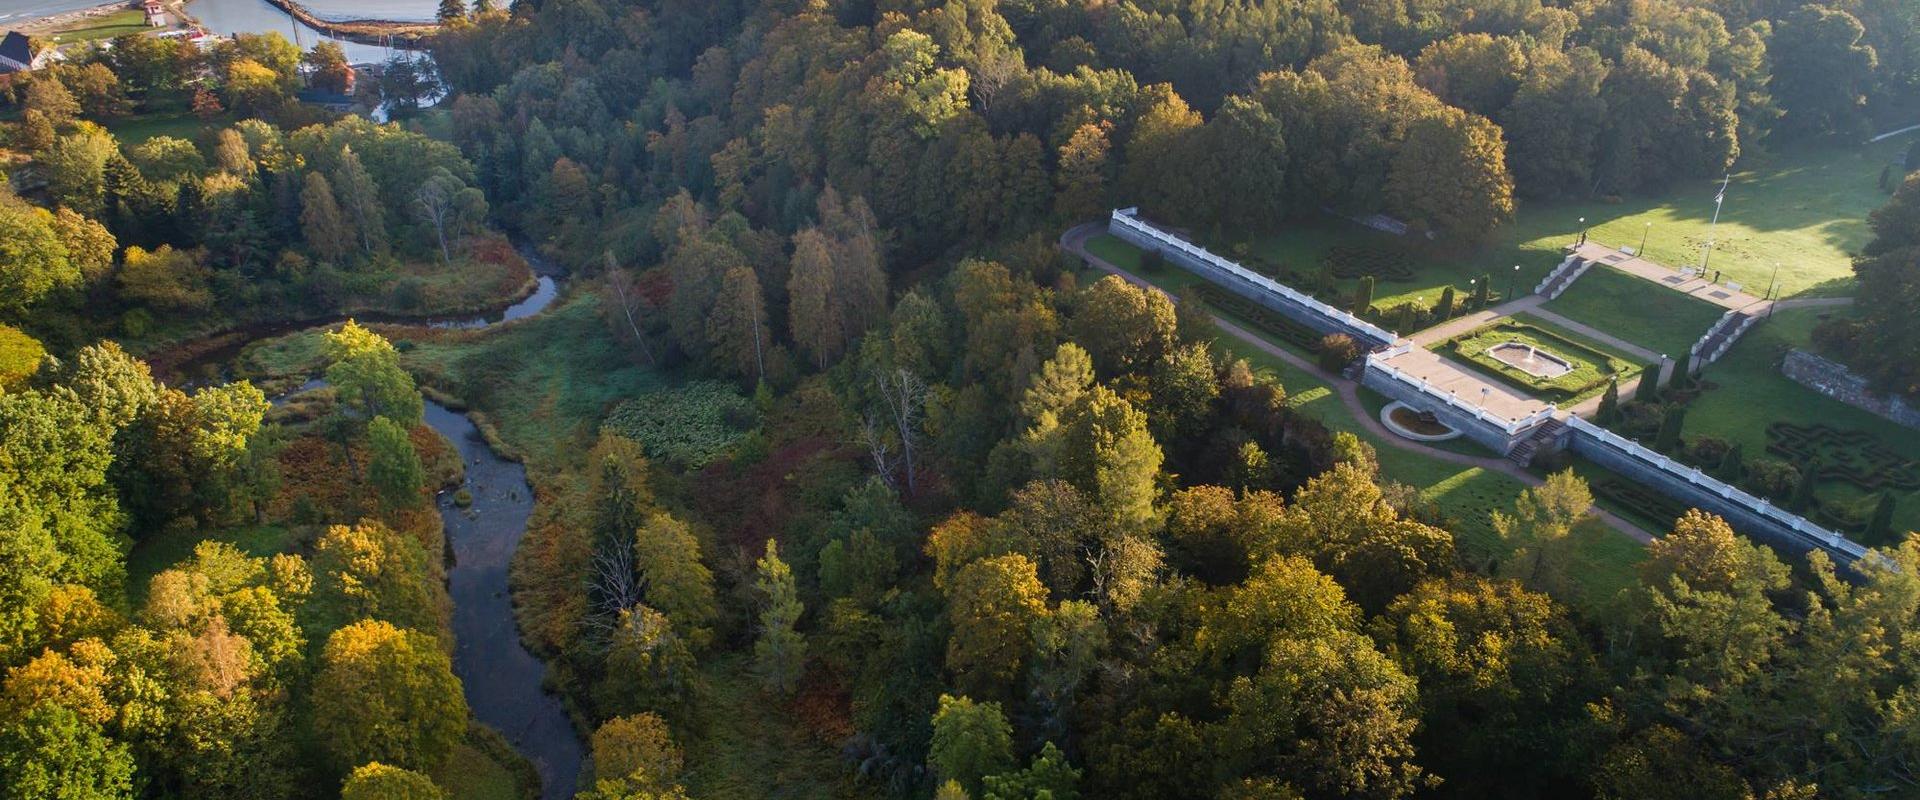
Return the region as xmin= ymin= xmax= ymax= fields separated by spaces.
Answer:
xmin=2 ymin=0 xmax=1920 ymax=798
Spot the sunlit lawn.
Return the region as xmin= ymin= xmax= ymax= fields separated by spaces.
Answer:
xmin=1165 ymin=134 xmax=1911 ymax=324
xmin=1539 ymin=266 xmax=1727 ymax=359
xmin=48 ymin=11 xmax=149 ymax=44
xmin=1686 ymin=307 xmax=1920 ymax=536
xmin=106 ymin=112 xmax=233 ymax=145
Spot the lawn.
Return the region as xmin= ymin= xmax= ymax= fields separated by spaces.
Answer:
xmin=1433 ymin=320 xmax=1639 ymax=403
xmin=1684 ymin=307 xmax=1920 ymax=537
xmin=1145 ymin=133 xmax=1910 ymax=332
xmin=47 ymin=10 xmax=150 ymax=44
xmin=1542 ymin=265 xmax=1726 ymax=358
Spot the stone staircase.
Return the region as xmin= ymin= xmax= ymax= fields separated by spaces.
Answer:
xmin=1536 ymin=254 xmax=1593 ymax=299
xmin=1507 ymin=416 xmax=1567 ymax=467
xmin=1690 ymin=309 xmax=1762 ymax=369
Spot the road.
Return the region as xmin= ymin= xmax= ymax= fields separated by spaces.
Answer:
xmin=1060 ymin=223 xmax=1654 ymax=544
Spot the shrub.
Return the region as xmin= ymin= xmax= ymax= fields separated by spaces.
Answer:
xmin=1743 ymin=457 xmax=1800 ymax=501
xmin=1317 ymin=333 xmax=1359 ymax=372
xmin=603 ymin=380 xmax=758 ymax=468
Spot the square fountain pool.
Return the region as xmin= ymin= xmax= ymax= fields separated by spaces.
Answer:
xmin=1487 ymin=341 xmax=1574 ymax=378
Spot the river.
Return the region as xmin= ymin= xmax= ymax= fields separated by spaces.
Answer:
xmin=247 ymin=249 xmax=582 ymax=799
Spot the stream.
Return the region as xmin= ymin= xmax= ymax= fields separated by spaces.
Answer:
xmin=249 ymin=248 xmax=582 ymax=798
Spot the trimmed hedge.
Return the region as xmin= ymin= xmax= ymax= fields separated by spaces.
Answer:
xmin=1433 ymin=321 xmax=1636 ymax=403
xmin=1593 ymin=477 xmax=1689 ymax=530
xmin=1766 ymin=422 xmax=1920 ymax=492
xmin=1324 ymin=244 xmax=1416 ymax=282
xmin=1191 ymin=282 xmax=1322 ymax=350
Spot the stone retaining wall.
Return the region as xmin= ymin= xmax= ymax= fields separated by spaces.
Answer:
xmin=1562 ymin=416 xmax=1869 ymax=565
xmin=1781 ymin=349 xmax=1920 ymax=430
xmin=1109 ymin=208 xmax=1398 ymax=348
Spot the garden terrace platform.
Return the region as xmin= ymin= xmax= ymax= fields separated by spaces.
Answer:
xmin=1569 ymin=241 xmax=1770 ymax=312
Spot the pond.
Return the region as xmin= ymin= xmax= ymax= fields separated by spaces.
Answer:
xmin=185 ymin=0 xmax=419 ymax=62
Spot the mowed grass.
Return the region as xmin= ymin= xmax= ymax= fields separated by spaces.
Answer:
xmin=47 ymin=10 xmax=150 ymax=44
xmin=1687 ymin=307 xmax=1920 ymax=536
xmin=1542 ymin=266 xmax=1726 ymax=358
xmin=1135 ymin=134 xmax=1907 ymax=333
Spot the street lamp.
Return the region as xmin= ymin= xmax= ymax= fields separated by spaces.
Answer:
xmin=1639 ymin=222 xmax=1651 ymax=258
xmin=1578 ymin=217 xmax=1588 ymax=246
xmin=1510 ymin=264 xmax=1521 ymax=301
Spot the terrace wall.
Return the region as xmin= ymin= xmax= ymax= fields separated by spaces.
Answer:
xmin=1561 ymin=416 xmax=1869 ymax=565
xmin=1781 ymin=349 xmax=1920 ymax=431
xmin=1109 ymin=208 xmax=1398 ymax=349
xmin=1360 ymin=346 xmax=1557 ymax=454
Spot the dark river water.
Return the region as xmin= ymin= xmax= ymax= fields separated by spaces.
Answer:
xmin=429 ymin=399 xmax=584 ymax=799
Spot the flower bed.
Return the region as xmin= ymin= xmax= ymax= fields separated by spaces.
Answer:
xmin=1433 ymin=321 xmax=1637 ymax=403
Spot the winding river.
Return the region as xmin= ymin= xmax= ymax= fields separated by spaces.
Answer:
xmin=254 ymin=250 xmax=582 ymax=798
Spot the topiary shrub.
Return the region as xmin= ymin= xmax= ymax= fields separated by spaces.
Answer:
xmin=1317 ymin=333 xmax=1359 ymax=373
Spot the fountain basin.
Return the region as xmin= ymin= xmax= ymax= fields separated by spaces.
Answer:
xmin=1487 ymin=341 xmax=1574 ymax=378
xmin=1380 ymin=401 xmax=1463 ymax=442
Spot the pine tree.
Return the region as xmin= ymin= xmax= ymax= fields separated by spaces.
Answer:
xmin=1671 ymin=351 xmax=1694 ymax=390
xmin=1653 ymin=405 xmax=1685 ymax=453
xmin=1635 ymin=362 xmax=1663 ymax=403
xmin=1596 ymin=379 xmax=1620 ymax=424
xmin=1790 ymin=462 xmax=1818 ymax=513
xmin=437 ymin=0 xmax=467 ymax=21
xmin=1716 ymin=443 xmax=1745 ymax=483
xmin=1437 ymin=286 xmax=1457 ymax=319
xmin=752 ymin=539 xmax=806 ymax=694
xmin=1865 ymin=492 xmax=1896 ymax=543
xmin=1353 ymin=275 xmax=1375 ymax=315
xmin=1473 ymin=273 xmax=1492 ymax=308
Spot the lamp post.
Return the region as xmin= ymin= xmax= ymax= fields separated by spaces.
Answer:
xmin=1510 ymin=264 xmax=1521 ymax=301
xmin=1639 ymin=222 xmax=1651 ymax=258
xmin=1578 ymin=217 xmax=1588 ymax=246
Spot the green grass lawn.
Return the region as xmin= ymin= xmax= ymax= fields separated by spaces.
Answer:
xmin=1542 ymin=266 xmax=1726 ymax=358
xmin=1433 ymin=320 xmax=1639 ymax=403
xmin=1153 ymin=134 xmax=1910 ymax=332
xmin=47 ymin=10 xmax=150 ymax=44
xmin=1685 ymin=307 xmax=1920 ymax=537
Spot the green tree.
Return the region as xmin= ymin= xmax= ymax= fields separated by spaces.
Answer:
xmin=1353 ymin=275 xmax=1375 ymax=315
xmin=340 ymin=762 xmax=447 ymax=800
xmin=333 ymin=146 xmax=388 ymax=256
xmin=1280 ymin=463 xmax=1456 ymax=612
xmin=1596 ymin=379 xmax=1621 ymax=424
xmin=945 ymin=554 xmax=1049 ymax=698
xmin=1072 ymin=275 xmax=1178 ymax=379
xmin=588 ymin=713 xmax=682 ymax=792
xmin=313 ymin=620 xmax=468 ymax=774
xmin=983 ymin=741 xmax=1082 ymax=800
xmin=325 ymin=321 xmax=424 ymax=427
xmin=633 ymin=513 xmax=716 ymax=649
xmin=301 ymin=172 xmax=355 ymax=264
xmin=929 ymin=694 xmax=1015 ymax=797
xmin=1057 ymin=385 xmax=1164 ymax=533
xmin=1636 ymin=362 xmax=1663 ymax=402
xmin=41 ymin=123 xmax=117 ymax=216
xmin=752 ymin=539 xmax=806 ymax=694
xmin=435 ymin=0 xmax=467 ymax=22
xmin=367 ymin=415 xmax=426 ymax=510
xmin=1864 ymin=492 xmax=1897 ymax=543
xmin=1653 ymin=405 xmax=1686 ymax=453
xmin=0 ymin=704 xmax=134 ymax=800
xmin=1770 ymin=4 xmax=1878 ymax=138
xmin=1492 ymin=470 xmax=1593 ymax=599
xmin=1386 ymin=109 xmax=1514 ymax=241
xmin=0 ymin=197 xmax=79 ymax=317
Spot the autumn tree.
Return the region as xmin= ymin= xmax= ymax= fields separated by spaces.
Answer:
xmin=325 ymin=321 xmax=424 ymax=427
xmin=1386 ymin=109 xmax=1514 ymax=242
xmin=589 ymin=713 xmax=683 ymax=794
xmin=1057 ymin=385 xmax=1164 ymax=533
xmin=1492 ymin=470 xmax=1593 ymax=599
xmin=1072 ymin=275 xmax=1178 ymax=379
xmin=313 ymin=620 xmax=468 ymax=774
xmin=945 ymin=554 xmax=1049 ymax=699
xmin=341 ymin=762 xmax=447 ymax=800
xmin=632 ymin=513 xmax=717 ymax=649
xmin=313 ymin=520 xmax=443 ymax=635
xmin=707 ymin=266 xmax=769 ymax=383
xmin=302 ymin=172 xmax=354 ymax=265
xmin=929 ymin=694 xmax=1015 ymax=797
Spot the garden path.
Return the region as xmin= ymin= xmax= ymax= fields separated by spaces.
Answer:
xmin=1062 ymin=223 xmax=1655 ymax=546
xmin=1570 ymin=241 xmax=1769 ymax=311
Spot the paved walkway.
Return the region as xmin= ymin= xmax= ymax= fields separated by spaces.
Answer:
xmin=1570 ymin=241 xmax=1770 ymax=311
xmin=1061 ymin=223 xmax=1654 ymax=545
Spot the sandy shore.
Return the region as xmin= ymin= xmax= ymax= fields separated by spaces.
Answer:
xmin=11 ymin=1 xmax=136 ymax=35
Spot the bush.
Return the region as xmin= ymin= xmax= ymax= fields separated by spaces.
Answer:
xmin=1743 ymin=457 xmax=1800 ymax=501
xmin=1323 ymin=244 xmax=1416 ymax=281
xmin=1682 ymin=435 xmax=1730 ymax=468
xmin=1317 ymin=333 xmax=1359 ymax=372
xmin=1810 ymin=316 xmax=1864 ymax=361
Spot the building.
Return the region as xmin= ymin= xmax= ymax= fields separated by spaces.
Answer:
xmin=0 ymin=31 xmax=58 ymax=75
xmin=143 ymin=0 xmax=171 ymax=27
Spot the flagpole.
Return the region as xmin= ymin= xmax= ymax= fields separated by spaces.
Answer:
xmin=1701 ymin=173 xmax=1729 ymax=276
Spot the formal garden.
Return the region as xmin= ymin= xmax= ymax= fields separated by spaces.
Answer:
xmin=1432 ymin=319 xmax=1641 ymax=403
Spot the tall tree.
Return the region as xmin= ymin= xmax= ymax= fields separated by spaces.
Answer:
xmin=367 ymin=415 xmax=426 ymax=510
xmin=751 ymin=539 xmax=806 ymax=694
xmin=302 ymin=172 xmax=354 ymax=265
xmin=1771 ymin=4 xmax=1878 ymax=138
xmin=707 ymin=266 xmax=769 ymax=383
xmin=333 ymin=146 xmax=388 ymax=256
xmin=312 ymin=620 xmax=468 ymax=775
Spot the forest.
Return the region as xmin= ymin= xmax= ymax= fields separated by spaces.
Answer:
xmin=2 ymin=0 xmax=1919 ymax=798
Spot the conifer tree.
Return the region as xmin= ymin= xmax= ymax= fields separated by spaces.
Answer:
xmin=752 ymin=539 xmax=806 ymax=694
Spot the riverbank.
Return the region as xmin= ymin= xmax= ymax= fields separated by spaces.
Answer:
xmin=9 ymin=1 xmax=137 ymax=35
